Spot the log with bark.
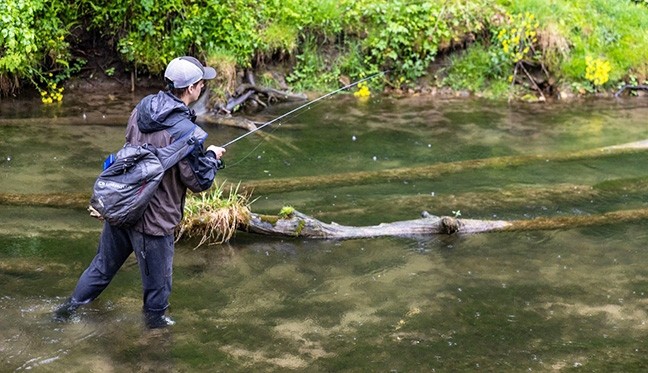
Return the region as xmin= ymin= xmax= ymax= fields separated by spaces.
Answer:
xmin=244 ymin=210 xmax=510 ymax=238
xmin=238 ymin=207 xmax=648 ymax=239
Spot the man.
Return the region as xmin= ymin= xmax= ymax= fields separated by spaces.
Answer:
xmin=55 ymin=56 xmax=226 ymax=328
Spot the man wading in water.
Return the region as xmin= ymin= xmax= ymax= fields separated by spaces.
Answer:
xmin=54 ymin=56 xmax=226 ymax=328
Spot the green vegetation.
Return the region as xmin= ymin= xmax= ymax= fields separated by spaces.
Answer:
xmin=278 ymin=206 xmax=295 ymax=219
xmin=1 ymin=0 xmax=647 ymax=101
xmin=177 ymin=181 xmax=252 ymax=246
xmin=0 ymin=0 xmax=83 ymax=100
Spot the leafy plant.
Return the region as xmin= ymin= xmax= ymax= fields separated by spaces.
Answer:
xmin=84 ymin=0 xmax=262 ymax=74
xmin=492 ymin=12 xmax=539 ymax=66
xmin=0 ymin=0 xmax=80 ymax=98
xmin=278 ymin=206 xmax=295 ymax=219
xmin=443 ymin=44 xmax=494 ymax=92
xmin=350 ymin=0 xmax=442 ymax=85
xmin=340 ymin=0 xmax=497 ymax=87
xmin=503 ymin=0 xmax=648 ymax=90
xmin=286 ymin=36 xmax=341 ymax=91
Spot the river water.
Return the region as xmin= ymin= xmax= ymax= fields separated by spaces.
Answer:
xmin=2 ymin=92 xmax=648 ymax=371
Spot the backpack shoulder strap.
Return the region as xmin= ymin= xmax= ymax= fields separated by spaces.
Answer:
xmin=155 ymin=124 xmax=203 ymax=170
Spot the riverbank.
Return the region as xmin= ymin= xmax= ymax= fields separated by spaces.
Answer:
xmin=4 ymin=1 xmax=647 ymax=105
xmin=57 ymin=66 xmax=642 ymax=110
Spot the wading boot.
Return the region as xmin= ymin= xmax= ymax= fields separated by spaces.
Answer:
xmin=144 ymin=312 xmax=176 ymax=329
xmin=53 ymin=298 xmax=79 ymax=322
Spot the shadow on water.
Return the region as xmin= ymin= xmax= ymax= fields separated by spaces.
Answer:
xmin=2 ymin=95 xmax=648 ymax=371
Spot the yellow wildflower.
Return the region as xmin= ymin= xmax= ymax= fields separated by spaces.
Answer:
xmin=354 ymin=83 xmax=371 ymax=99
xmin=585 ymin=56 xmax=612 ymax=86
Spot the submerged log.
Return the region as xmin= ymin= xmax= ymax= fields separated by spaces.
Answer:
xmin=0 ymin=115 xmax=129 ymax=127
xmin=0 ymin=192 xmax=88 ymax=208
xmin=236 ymin=140 xmax=648 ymax=195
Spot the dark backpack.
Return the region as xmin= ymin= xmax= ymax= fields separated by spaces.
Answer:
xmin=89 ymin=127 xmax=199 ymax=227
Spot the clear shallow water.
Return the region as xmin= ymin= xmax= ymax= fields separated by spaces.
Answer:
xmin=2 ymin=95 xmax=648 ymax=371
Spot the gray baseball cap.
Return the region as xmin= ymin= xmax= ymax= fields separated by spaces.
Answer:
xmin=164 ymin=56 xmax=217 ymax=88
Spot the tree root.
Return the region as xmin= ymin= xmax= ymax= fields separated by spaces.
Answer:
xmin=614 ymin=85 xmax=648 ymax=97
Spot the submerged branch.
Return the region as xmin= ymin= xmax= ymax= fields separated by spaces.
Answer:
xmin=504 ymin=208 xmax=648 ymax=231
xmin=237 ymin=141 xmax=648 ymax=195
xmin=0 ymin=115 xmax=129 ymax=127
xmin=0 ymin=192 xmax=88 ymax=208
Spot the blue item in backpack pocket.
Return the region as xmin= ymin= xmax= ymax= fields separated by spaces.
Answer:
xmin=102 ymin=154 xmax=116 ymax=170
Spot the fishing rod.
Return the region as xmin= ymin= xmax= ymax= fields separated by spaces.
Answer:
xmin=219 ymin=70 xmax=387 ymax=148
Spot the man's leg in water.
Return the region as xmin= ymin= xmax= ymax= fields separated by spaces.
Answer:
xmin=132 ymin=232 xmax=175 ymax=328
xmin=54 ymin=222 xmax=133 ymax=319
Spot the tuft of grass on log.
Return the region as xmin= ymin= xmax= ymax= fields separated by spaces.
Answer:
xmin=176 ymin=181 xmax=253 ymax=247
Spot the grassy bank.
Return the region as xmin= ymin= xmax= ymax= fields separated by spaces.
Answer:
xmin=1 ymin=0 xmax=647 ymax=102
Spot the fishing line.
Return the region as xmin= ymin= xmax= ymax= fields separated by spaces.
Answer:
xmin=221 ymin=116 xmax=289 ymax=168
xmin=221 ymin=113 xmax=296 ymax=168
xmin=220 ymin=70 xmax=387 ymax=168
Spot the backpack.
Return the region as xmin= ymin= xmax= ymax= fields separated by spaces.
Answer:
xmin=89 ymin=127 xmax=199 ymax=227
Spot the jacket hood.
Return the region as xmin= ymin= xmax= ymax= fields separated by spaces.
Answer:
xmin=136 ymin=91 xmax=195 ymax=133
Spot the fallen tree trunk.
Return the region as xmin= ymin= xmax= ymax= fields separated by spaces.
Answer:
xmin=214 ymin=72 xmax=307 ymax=115
xmin=241 ymin=207 xmax=648 ymax=239
xmin=223 ymin=90 xmax=255 ymax=112
xmin=244 ymin=210 xmax=510 ymax=238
